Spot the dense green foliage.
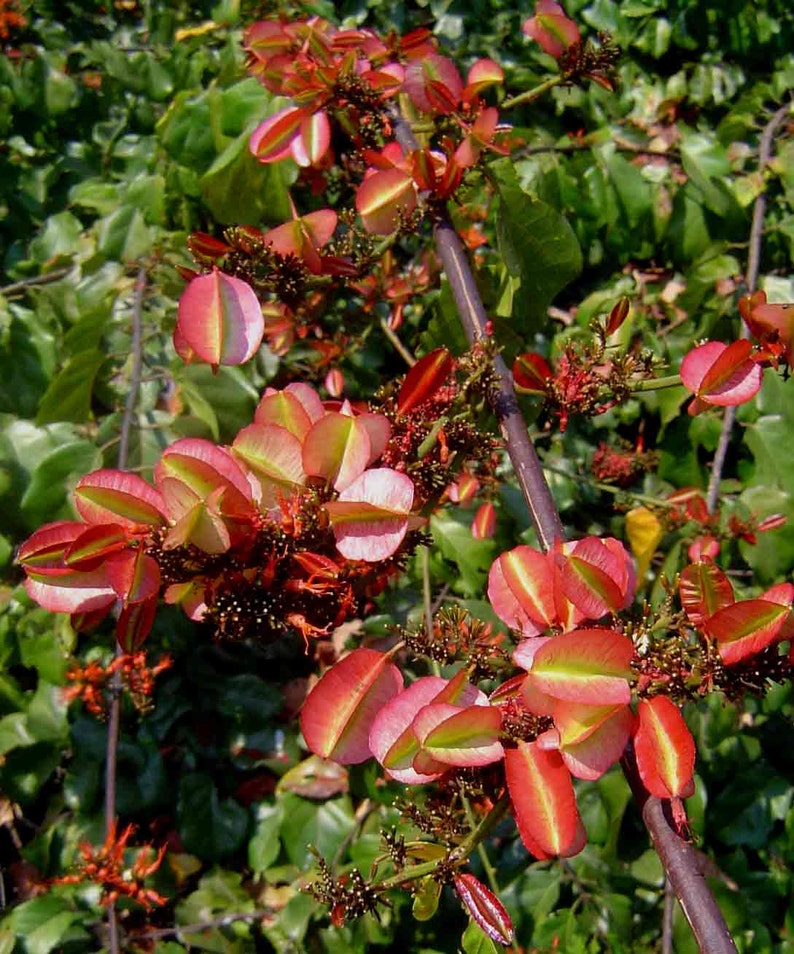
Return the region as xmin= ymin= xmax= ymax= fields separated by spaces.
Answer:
xmin=1 ymin=1 xmax=793 ymax=952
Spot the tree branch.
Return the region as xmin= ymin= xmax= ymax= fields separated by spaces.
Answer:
xmin=392 ymin=110 xmax=738 ymax=952
xmin=706 ymin=98 xmax=792 ymax=514
xmin=105 ymin=266 xmax=147 ymax=954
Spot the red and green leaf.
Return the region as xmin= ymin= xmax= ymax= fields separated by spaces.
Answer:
xmin=705 ymin=594 xmax=794 ymax=665
xmin=633 ymin=696 xmax=696 ymax=799
xmin=74 ymin=470 xmax=167 ymax=530
xmin=504 ymin=741 xmax=583 ymax=859
xmin=527 ymin=628 xmax=633 ymax=705
xmin=176 ymin=269 xmax=264 ymax=369
xmin=300 ymin=649 xmax=403 ymax=764
xmin=679 ymin=561 xmax=734 ymax=627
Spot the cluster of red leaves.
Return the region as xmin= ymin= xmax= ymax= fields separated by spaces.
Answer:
xmin=661 ymin=487 xmax=785 ymax=562
xmin=52 ymin=822 xmax=166 ymax=911
xmin=511 ymin=300 xmax=653 ymax=431
xmin=18 ymin=358 xmax=498 ymax=651
xmin=63 ymin=652 xmax=173 ymax=717
xmin=17 ymin=383 xmax=427 ymax=650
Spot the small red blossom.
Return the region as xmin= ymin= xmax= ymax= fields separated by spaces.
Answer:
xmin=52 ymin=822 xmax=167 ymax=910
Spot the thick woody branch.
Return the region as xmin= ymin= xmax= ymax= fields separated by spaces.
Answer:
xmin=391 ymin=111 xmax=737 ymax=953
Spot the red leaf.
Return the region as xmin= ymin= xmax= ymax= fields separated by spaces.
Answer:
xmin=64 ymin=524 xmax=129 ymax=568
xmin=634 ymin=696 xmax=695 ymax=799
xmin=116 ymin=597 xmax=157 ymax=652
xmin=705 ymin=597 xmax=794 ymax=665
xmin=105 ymin=549 xmax=161 ymax=604
xmin=403 ymin=54 xmax=463 ymax=114
xmin=680 ymin=340 xmax=763 ymax=415
xmin=300 ymin=649 xmax=403 ymax=764
xmin=679 ymin=561 xmax=734 ymax=627
xmin=522 ymin=0 xmax=581 ymax=58
xmin=513 ymin=353 xmax=552 ymax=394
xmin=504 ymin=741 xmax=583 ymax=859
xmin=454 ymin=873 xmax=514 ymax=945
xmin=397 ymin=348 xmax=454 ymax=414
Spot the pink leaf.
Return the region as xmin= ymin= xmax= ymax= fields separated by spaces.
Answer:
xmin=413 ymin=703 xmax=503 ymax=767
xmin=370 ymin=676 xmax=450 ymax=784
xmin=302 ymin=413 xmax=372 ymax=491
xmin=527 ymin=628 xmax=633 ymax=705
xmin=488 ymin=546 xmax=557 ymax=636
xmin=680 ymin=340 xmax=763 ymax=415
xmin=325 ymin=468 xmax=415 ymax=562
xmin=249 ymin=105 xmax=307 ymax=163
xmin=290 ymin=110 xmax=332 ymax=167
xmin=356 ymin=167 xmax=417 ymax=235
xmin=176 ymin=269 xmax=264 ymax=368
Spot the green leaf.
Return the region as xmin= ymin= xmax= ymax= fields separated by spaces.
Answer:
xmin=175 ymin=869 xmax=254 ymax=953
xmin=5 ymin=894 xmax=85 ymax=954
xmin=680 ymin=131 xmax=734 ymax=217
xmin=248 ymin=802 xmax=284 ymax=874
xmin=35 ymin=350 xmax=105 ymax=425
xmin=199 ymin=128 xmax=295 ymax=225
xmin=278 ymin=792 xmax=354 ymax=869
xmin=20 ymin=440 xmax=101 ymax=521
xmin=178 ymin=774 xmax=250 ymax=861
xmin=430 ymin=511 xmax=497 ymax=596
xmin=491 ymin=157 xmax=582 ymax=335
xmin=28 ymin=212 xmax=83 ymax=266
xmin=96 ymin=205 xmax=155 ymax=261
xmin=461 ymin=919 xmax=502 ymax=954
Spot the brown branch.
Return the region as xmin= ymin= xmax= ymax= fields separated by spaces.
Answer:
xmin=706 ymin=98 xmax=792 ymax=514
xmin=105 ymin=266 xmax=148 ymax=954
xmin=133 ymin=909 xmax=271 ymax=941
xmin=0 ymin=267 xmax=72 ymax=296
xmin=391 ymin=111 xmax=738 ymax=953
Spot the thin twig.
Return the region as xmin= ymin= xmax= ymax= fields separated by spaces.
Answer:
xmin=706 ymin=99 xmax=792 ymax=514
xmin=133 ymin=909 xmax=271 ymax=941
xmin=380 ymin=317 xmax=416 ymax=366
xmin=105 ymin=266 xmax=147 ymax=954
xmin=0 ymin=267 xmax=71 ymax=296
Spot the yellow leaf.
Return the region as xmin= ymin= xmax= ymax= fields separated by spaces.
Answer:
xmin=626 ymin=507 xmax=663 ymax=580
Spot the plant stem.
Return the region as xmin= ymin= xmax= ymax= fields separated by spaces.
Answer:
xmin=629 ymin=374 xmax=682 ymax=392
xmin=375 ymin=795 xmax=511 ymax=892
xmin=502 ymin=75 xmax=565 ymax=111
xmin=105 ymin=266 xmax=147 ymax=954
xmin=706 ymin=98 xmax=791 ymax=515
